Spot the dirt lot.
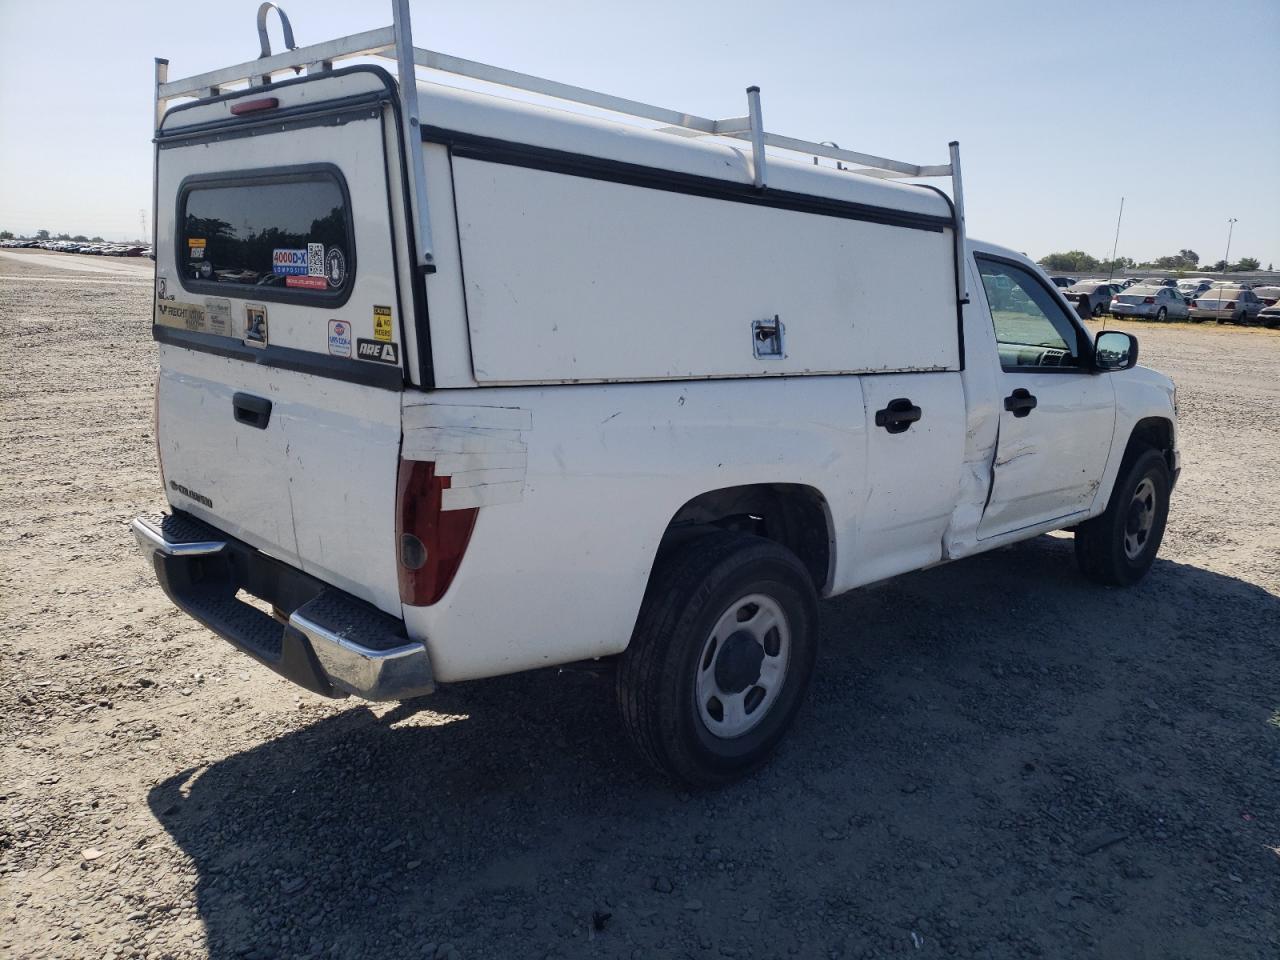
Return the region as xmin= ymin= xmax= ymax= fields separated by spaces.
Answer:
xmin=1 ymin=248 xmax=1277 ymax=960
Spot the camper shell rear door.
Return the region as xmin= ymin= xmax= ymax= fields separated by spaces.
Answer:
xmin=152 ymin=67 xmax=416 ymax=616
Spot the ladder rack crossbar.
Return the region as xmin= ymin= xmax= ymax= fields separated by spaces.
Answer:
xmin=156 ymin=27 xmax=952 ymax=182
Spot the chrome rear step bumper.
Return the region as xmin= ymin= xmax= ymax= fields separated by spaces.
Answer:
xmin=131 ymin=513 xmax=434 ymax=701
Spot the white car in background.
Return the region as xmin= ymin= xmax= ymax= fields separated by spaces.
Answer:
xmin=1189 ymin=285 xmax=1265 ymax=324
xmin=1109 ymin=285 xmax=1189 ymax=321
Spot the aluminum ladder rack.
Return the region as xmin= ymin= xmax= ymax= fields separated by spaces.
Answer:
xmin=154 ymin=1 xmax=968 ymax=299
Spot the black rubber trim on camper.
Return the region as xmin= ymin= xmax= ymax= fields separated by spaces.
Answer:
xmin=423 ymin=126 xmax=953 ymax=234
xmin=973 ymin=252 xmax=1098 ymax=373
xmin=152 ymin=324 xmax=404 ymax=390
xmin=157 ymin=101 xmax=385 ymax=150
xmin=173 ymin=163 xmax=358 ymax=310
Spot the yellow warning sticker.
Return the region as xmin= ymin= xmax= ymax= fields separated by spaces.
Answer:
xmin=373 ymin=305 xmax=393 ymax=342
xmin=188 ymin=238 xmax=206 ymax=248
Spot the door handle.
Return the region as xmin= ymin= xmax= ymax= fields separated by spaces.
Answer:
xmin=874 ymin=398 xmax=922 ymax=435
xmin=1004 ymin=388 xmax=1038 ymax=418
xmin=232 ymin=392 xmax=272 ymax=430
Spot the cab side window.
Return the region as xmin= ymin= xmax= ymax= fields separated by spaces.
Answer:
xmin=976 ymin=257 xmax=1083 ymax=370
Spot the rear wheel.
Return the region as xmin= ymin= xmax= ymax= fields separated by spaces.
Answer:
xmin=1155 ymin=307 xmax=1167 ymax=322
xmin=616 ymin=531 xmax=819 ymax=787
xmin=1074 ymin=447 xmax=1171 ymax=586
xmin=1092 ymin=301 xmax=1105 ymax=318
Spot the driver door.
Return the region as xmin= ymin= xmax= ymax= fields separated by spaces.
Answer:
xmin=975 ymin=256 xmax=1116 ymax=539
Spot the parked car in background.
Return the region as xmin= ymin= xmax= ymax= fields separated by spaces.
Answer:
xmin=1177 ymin=279 xmax=1215 ymax=302
xmin=1251 ymin=286 xmax=1280 ymax=307
xmin=1111 ymin=285 xmax=1189 ymax=321
xmin=1189 ymin=285 xmax=1264 ymax=324
xmin=1064 ymin=280 xmax=1114 ymax=318
xmin=1139 ymin=278 xmax=1177 ymax=288
xmin=1048 ymin=276 xmax=1076 ymax=288
xmin=1257 ymin=301 xmax=1280 ymax=328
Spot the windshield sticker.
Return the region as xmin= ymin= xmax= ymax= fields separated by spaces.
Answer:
xmin=188 ymin=238 xmax=206 ymax=261
xmin=272 ymin=248 xmax=309 ymax=276
xmin=155 ymin=300 xmax=207 ymax=333
xmin=356 ymin=339 xmax=398 ymax=365
xmin=327 ymin=319 xmax=352 ymax=357
xmin=244 ymin=303 xmax=268 ymax=348
xmin=325 ymin=248 xmax=346 ymax=288
xmin=373 ymin=305 xmax=393 ymax=342
xmin=204 ymin=298 xmax=232 ymax=337
xmin=286 ymin=275 xmax=327 ymax=290
xmin=307 ymin=243 xmax=325 ymax=278
xmin=198 ymin=260 xmax=214 ymax=280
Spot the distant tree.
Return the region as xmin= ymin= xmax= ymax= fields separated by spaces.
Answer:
xmin=90 ymin=236 xmax=104 ymax=243
xmin=1232 ymin=257 xmax=1260 ymax=272
xmin=1039 ymin=250 xmax=1100 ymax=272
xmin=1210 ymin=259 xmax=1229 ymax=272
xmin=1178 ymin=249 xmax=1200 ymax=266
xmin=54 ymin=232 xmax=71 ymax=241
xmin=71 ymin=234 xmax=88 ymax=242
xmin=0 ymin=230 xmax=12 ymax=240
xmin=35 ymin=229 xmax=50 ymax=240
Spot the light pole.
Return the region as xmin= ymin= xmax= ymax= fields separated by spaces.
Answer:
xmin=1223 ymin=218 xmax=1238 ymax=276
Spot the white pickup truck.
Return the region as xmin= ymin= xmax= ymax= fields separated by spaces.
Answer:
xmin=133 ymin=6 xmax=1179 ymax=785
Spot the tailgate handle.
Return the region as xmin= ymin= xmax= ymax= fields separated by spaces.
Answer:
xmin=232 ymin=392 xmax=272 ymax=430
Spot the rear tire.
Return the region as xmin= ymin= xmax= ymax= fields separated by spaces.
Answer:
xmin=1074 ymin=447 xmax=1171 ymax=586
xmin=1092 ymin=301 xmax=1105 ymax=318
xmin=616 ymin=531 xmax=819 ymax=787
xmin=1155 ymin=307 xmax=1167 ymax=322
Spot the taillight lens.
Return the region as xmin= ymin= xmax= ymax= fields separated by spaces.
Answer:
xmin=395 ymin=460 xmax=477 ymax=606
xmin=1143 ymin=297 xmax=1155 ymax=304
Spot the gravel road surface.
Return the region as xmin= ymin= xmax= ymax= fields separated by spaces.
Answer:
xmin=2 ymin=248 xmax=1277 ymax=959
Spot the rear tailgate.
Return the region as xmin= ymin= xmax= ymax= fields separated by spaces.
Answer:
xmin=152 ymin=69 xmax=411 ymax=614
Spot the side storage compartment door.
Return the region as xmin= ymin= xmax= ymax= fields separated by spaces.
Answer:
xmin=853 ymin=373 xmax=967 ymax=585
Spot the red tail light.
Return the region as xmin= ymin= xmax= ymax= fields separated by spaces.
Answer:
xmin=395 ymin=460 xmax=477 ymax=606
xmin=1225 ymin=301 xmax=1236 ymax=310
xmin=1143 ymin=297 xmax=1155 ymax=304
xmin=230 ymin=97 xmax=279 ymax=116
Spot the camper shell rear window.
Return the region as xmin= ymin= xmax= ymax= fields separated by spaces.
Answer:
xmin=176 ymin=164 xmax=355 ymax=306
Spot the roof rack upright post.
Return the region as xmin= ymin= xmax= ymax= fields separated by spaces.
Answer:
xmin=948 ymin=141 xmax=969 ymax=304
xmin=153 ymin=58 xmax=169 ymax=133
xmin=746 ymin=87 xmax=767 ymax=190
xmin=391 ymin=0 xmax=435 ymax=272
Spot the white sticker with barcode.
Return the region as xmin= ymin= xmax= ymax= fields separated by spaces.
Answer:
xmin=307 ymin=243 xmax=325 ymax=277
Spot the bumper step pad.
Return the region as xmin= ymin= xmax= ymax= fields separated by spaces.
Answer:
xmin=132 ymin=513 xmax=434 ymax=701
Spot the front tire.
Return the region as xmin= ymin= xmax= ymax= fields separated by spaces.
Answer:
xmin=616 ymin=532 xmax=819 ymax=787
xmin=1074 ymin=447 xmax=1171 ymax=586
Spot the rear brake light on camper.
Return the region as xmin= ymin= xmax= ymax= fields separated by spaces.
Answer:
xmin=395 ymin=460 xmax=478 ymax=606
xmin=230 ymin=97 xmax=279 ymax=116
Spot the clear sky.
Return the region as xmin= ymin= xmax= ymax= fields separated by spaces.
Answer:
xmin=2 ymin=0 xmax=1277 ymax=265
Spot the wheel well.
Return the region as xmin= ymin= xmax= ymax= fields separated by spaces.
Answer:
xmin=662 ymin=484 xmax=833 ymax=592
xmin=1125 ymin=417 xmax=1175 ymax=472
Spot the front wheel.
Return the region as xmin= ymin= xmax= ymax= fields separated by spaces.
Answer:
xmin=1074 ymin=447 xmax=1171 ymax=586
xmin=616 ymin=532 xmax=819 ymax=787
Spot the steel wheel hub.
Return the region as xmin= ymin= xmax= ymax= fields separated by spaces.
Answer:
xmin=1124 ymin=476 xmax=1157 ymax=560
xmin=695 ymin=593 xmax=790 ymax=739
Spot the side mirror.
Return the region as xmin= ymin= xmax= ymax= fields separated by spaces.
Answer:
xmin=1094 ymin=330 xmax=1138 ymax=372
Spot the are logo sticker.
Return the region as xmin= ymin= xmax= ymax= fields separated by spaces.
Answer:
xmin=373 ymin=305 xmax=393 ymax=342
xmin=356 ymin=338 xmax=399 ymax=365
xmin=327 ymin=319 xmax=352 ymax=357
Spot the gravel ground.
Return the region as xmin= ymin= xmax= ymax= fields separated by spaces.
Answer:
xmin=2 ymin=248 xmax=1277 ymax=960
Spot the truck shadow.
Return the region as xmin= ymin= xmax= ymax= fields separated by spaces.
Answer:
xmin=148 ymin=535 xmax=1280 ymax=959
